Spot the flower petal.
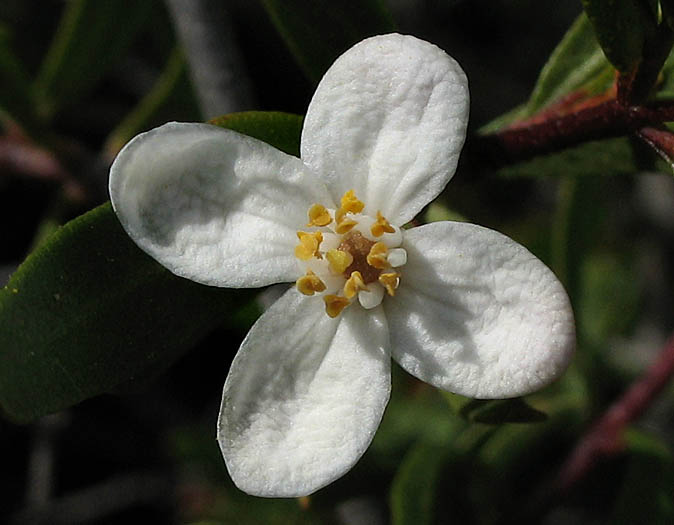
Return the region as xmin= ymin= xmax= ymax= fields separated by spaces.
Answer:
xmin=110 ymin=122 xmax=334 ymax=287
xmin=301 ymin=34 xmax=469 ymax=225
xmin=218 ymin=289 xmax=391 ymax=497
xmin=385 ymin=222 xmax=575 ymax=398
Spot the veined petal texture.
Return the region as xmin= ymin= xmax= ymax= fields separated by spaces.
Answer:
xmin=386 ymin=222 xmax=575 ymax=398
xmin=218 ymin=290 xmax=391 ymax=497
xmin=301 ymin=33 xmax=469 ymax=225
xmin=110 ymin=122 xmax=333 ymax=288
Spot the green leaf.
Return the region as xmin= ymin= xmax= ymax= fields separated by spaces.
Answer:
xmin=611 ymin=429 xmax=674 ymax=524
xmin=0 ymin=25 xmax=39 ymax=133
xmin=0 ymin=111 xmax=302 ymax=423
xmin=577 ymin=252 xmax=640 ymax=346
xmin=497 ymin=137 xmax=638 ymax=179
xmin=582 ymin=0 xmax=655 ymax=73
xmin=527 ymin=12 xmax=613 ymax=115
xmin=33 ymin=0 xmax=154 ymax=118
xmin=209 ymin=111 xmax=304 ymax=157
xmin=459 ymin=398 xmax=547 ymax=424
xmin=663 ymin=0 xmax=674 ymax=29
xmin=390 ymin=440 xmax=453 ymax=525
xmin=654 ymin=44 xmax=674 ymax=98
xmin=261 ymin=0 xmax=395 ymax=83
xmin=0 ymin=203 xmax=253 ymax=423
xmin=424 ymin=201 xmax=467 ymax=223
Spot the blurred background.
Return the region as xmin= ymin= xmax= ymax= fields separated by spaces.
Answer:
xmin=2 ymin=1 xmax=674 ymax=523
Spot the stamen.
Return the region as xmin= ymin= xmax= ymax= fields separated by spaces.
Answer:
xmin=307 ymin=204 xmax=331 ymax=227
xmin=366 ymin=242 xmax=388 ymax=269
xmin=379 ymin=272 xmax=400 ymax=296
xmin=296 ymin=270 xmax=326 ymax=296
xmin=326 ymin=249 xmax=353 ymax=274
xmin=335 ymin=189 xmax=365 ymax=223
xmin=324 ymin=295 xmax=351 ymax=318
xmin=295 ymin=231 xmax=323 ymax=260
xmin=387 ymin=248 xmax=407 ymax=267
xmin=335 ymin=217 xmax=357 ymax=234
xmin=371 ymin=211 xmax=395 ymax=237
xmin=344 ymin=271 xmax=367 ymax=299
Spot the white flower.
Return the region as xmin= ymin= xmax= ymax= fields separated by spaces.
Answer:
xmin=109 ymin=34 xmax=575 ymax=498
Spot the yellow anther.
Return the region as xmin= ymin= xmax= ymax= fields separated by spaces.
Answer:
xmin=295 ymin=231 xmax=323 ymax=260
xmin=379 ymin=272 xmax=400 ymax=296
xmin=371 ymin=211 xmax=395 ymax=237
xmin=335 ymin=216 xmax=357 ymax=234
xmin=326 ymin=249 xmax=353 ymax=274
xmin=307 ymin=204 xmax=331 ymax=227
xmin=324 ymin=295 xmax=351 ymax=318
xmin=366 ymin=242 xmax=389 ymax=269
xmin=335 ymin=189 xmax=364 ymax=223
xmin=344 ymin=271 xmax=367 ymax=299
xmin=296 ymin=270 xmax=326 ymax=296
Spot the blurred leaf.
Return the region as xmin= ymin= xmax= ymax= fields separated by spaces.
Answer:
xmin=654 ymin=44 xmax=674 ymax=98
xmin=582 ymin=0 xmax=654 ymax=73
xmin=441 ymin=391 xmax=470 ymax=414
xmin=0 ymin=111 xmax=302 ymax=423
xmin=371 ymin=394 xmax=459 ymax=469
xmin=550 ymin=176 xmax=608 ymax=302
xmin=527 ymin=12 xmax=613 ymax=115
xmin=664 ymin=0 xmax=674 ymax=29
xmin=459 ymin=398 xmax=547 ymax=424
xmin=390 ymin=440 xmax=453 ymax=525
xmin=478 ymin=104 xmax=528 ymax=135
xmin=611 ymin=429 xmax=674 ymax=524
xmin=261 ymin=0 xmax=395 ymax=83
xmin=578 ymin=252 xmax=641 ymax=347
xmin=33 ymin=0 xmax=154 ymax=118
xmin=209 ymin=111 xmax=304 ymax=157
xmin=497 ymin=137 xmax=638 ymax=179
xmin=0 ymin=25 xmax=37 ymax=131
xmin=104 ymin=47 xmax=189 ymax=158
xmin=424 ymin=201 xmax=467 ymax=223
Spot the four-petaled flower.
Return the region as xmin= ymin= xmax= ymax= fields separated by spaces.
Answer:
xmin=109 ymin=34 xmax=575 ymax=497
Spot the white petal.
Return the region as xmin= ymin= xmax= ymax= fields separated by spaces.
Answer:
xmin=218 ymin=289 xmax=391 ymax=497
xmin=109 ymin=122 xmax=334 ymax=287
xmin=301 ymin=34 xmax=469 ymax=225
xmin=385 ymin=222 xmax=575 ymax=398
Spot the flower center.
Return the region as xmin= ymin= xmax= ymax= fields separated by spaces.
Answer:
xmin=294 ymin=190 xmax=407 ymax=318
xmin=339 ymin=231 xmax=379 ymax=283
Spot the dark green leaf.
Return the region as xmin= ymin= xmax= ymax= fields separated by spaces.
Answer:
xmin=577 ymin=252 xmax=640 ymax=346
xmin=0 ymin=111 xmax=302 ymax=423
xmin=390 ymin=440 xmax=452 ymax=525
xmin=582 ymin=0 xmax=655 ymax=73
xmin=663 ymin=0 xmax=674 ymax=29
xmin=261 ymin=0 xmax=395 ymax=83
xmin=527 ymin=12 xmax=613 ymax=115
xmin=0 ymin=203 xmax=253 ymax=423
xmin=33 ymin=0 xmax=154 ymax=118
xmin=611 ymin=429 xmax=674 ymax=524
xmin=497 ymin=137 xmax=638 ymax=178
xmin=654 ymin=44 xmax=674 ymax=98
xmin=459 ymin=398 xmax=547 ymax=424
xmin=0 ymin=25 xmax=38 ymax=132
xmin=209 ymin=111 xmax=304 ymax=157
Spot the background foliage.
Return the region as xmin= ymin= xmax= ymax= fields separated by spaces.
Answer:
xmin=1 ymin=1 xmax=674 ymax=523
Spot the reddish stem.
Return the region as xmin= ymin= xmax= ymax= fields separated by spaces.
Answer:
xmin=473 ymin=99 xmax=674 ymax=167
xmin=556 ymin=334 xmax=674 ymax=493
